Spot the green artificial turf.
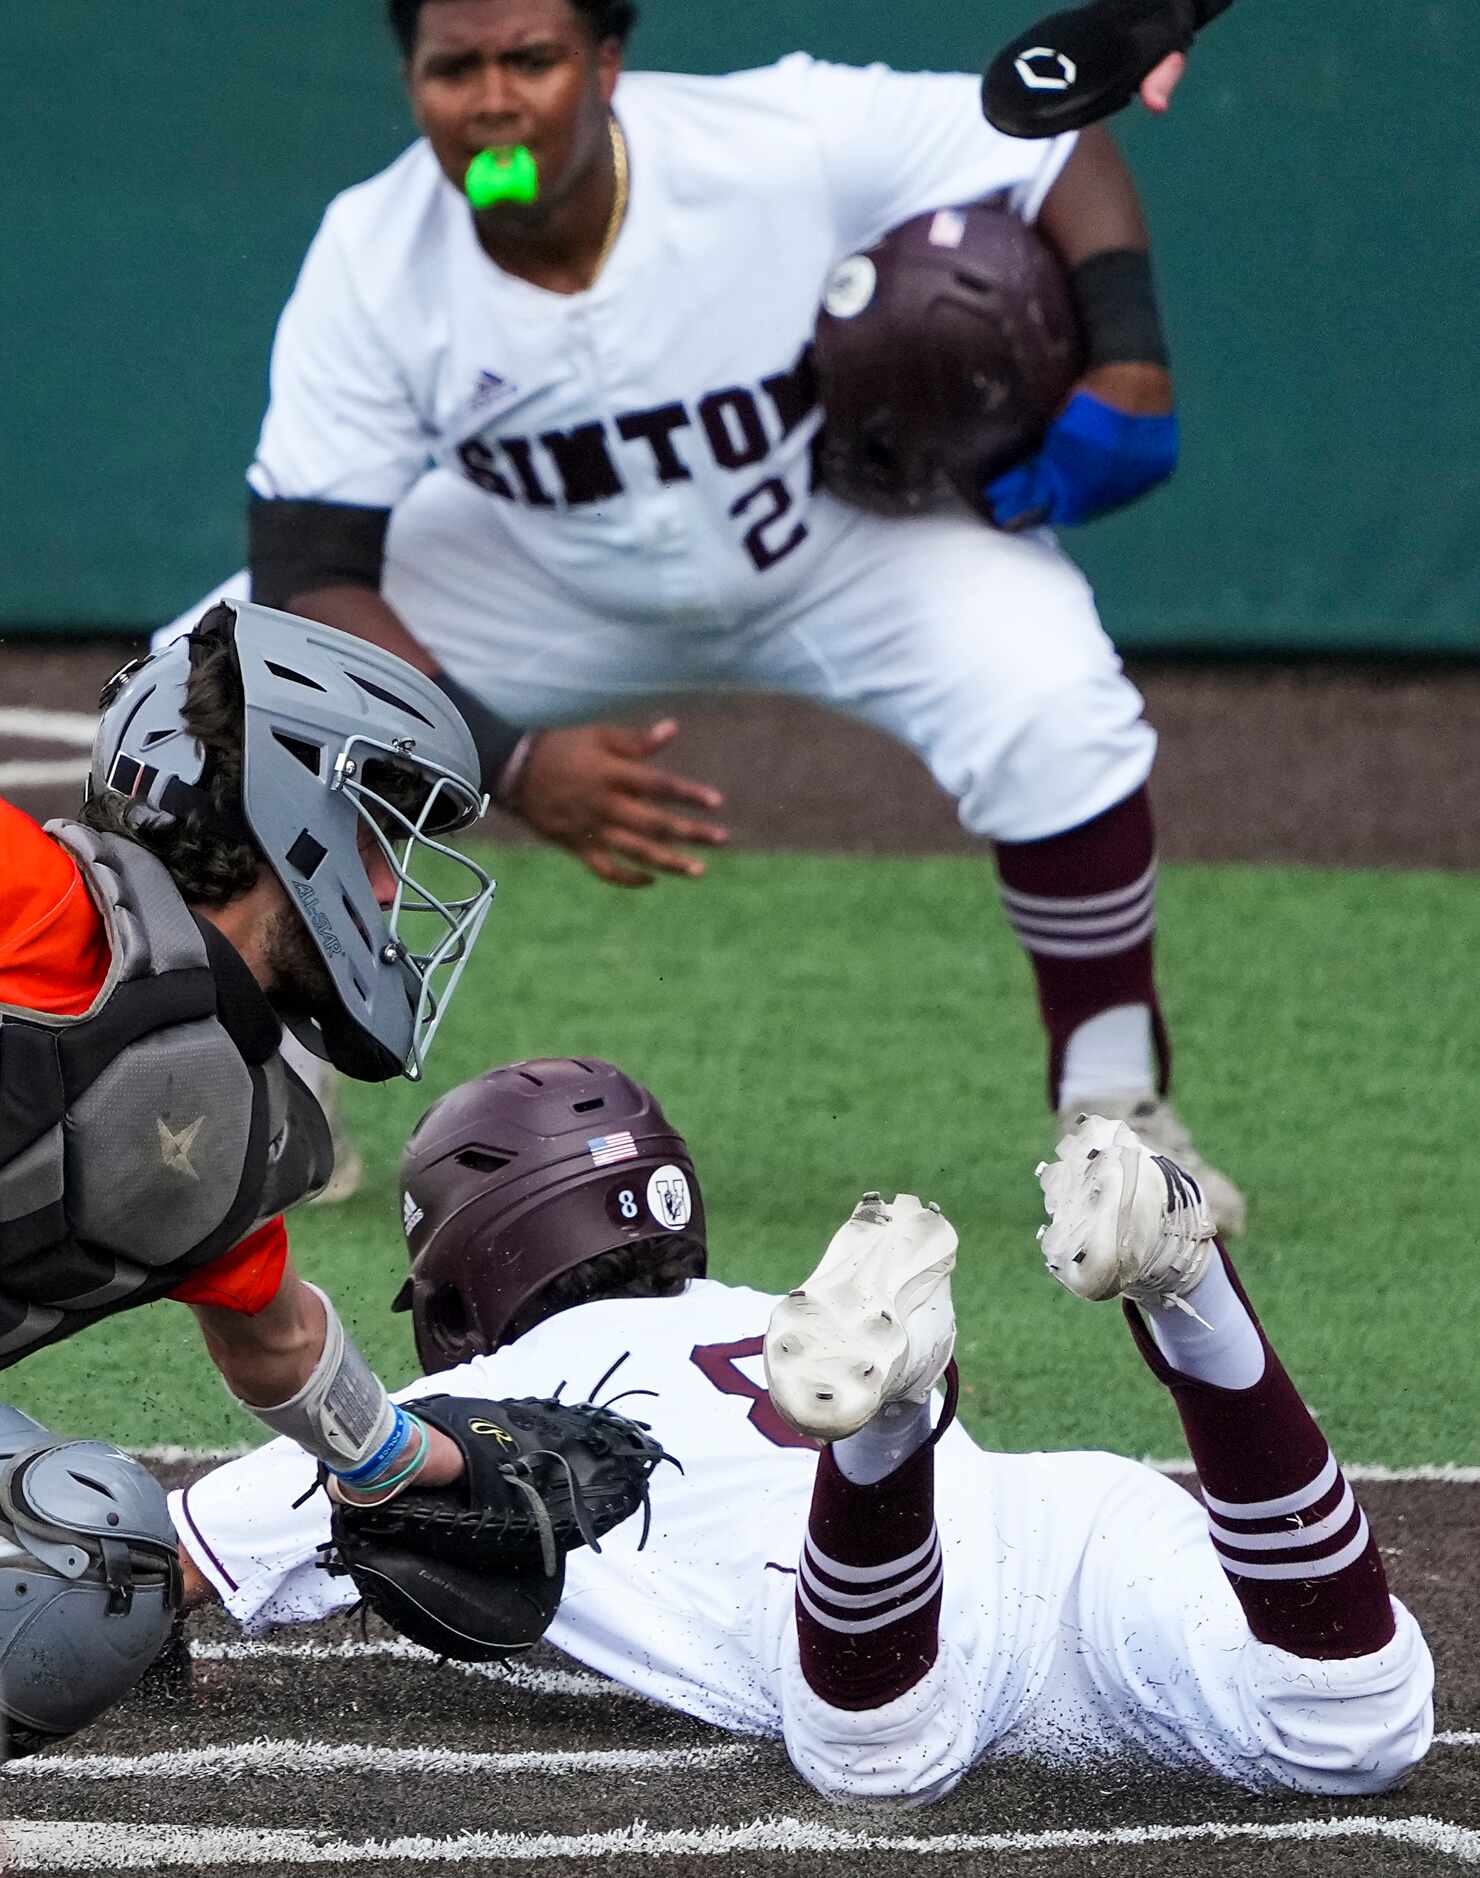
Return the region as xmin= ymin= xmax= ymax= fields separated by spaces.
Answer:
xmin=12 ymin=846 xmax=1477 ymax=1465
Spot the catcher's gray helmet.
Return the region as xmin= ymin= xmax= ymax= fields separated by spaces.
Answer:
xmin=89 ymin=602 xmax=495 ymax=1082
xmin=0 ymin=1406 xmax=180 ymax=1761
xmin=394 ymin=1059 xmax=707 ymax=1371
xmin=814 ymin=199 xmax=1084 ymax=516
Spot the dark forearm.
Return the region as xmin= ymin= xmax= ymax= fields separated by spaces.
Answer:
xmin=1077 ymin=361 xmax=1172 ymax=417
xmin=982 ymin=131 xmax=1178 ymax=526
xmin=1037 ymin=126 xmax=1150 ymax=267
xmin=289 ymin=582 xmax=440 ymax=676
xmin=291 ymin=585 xmax=527 ymax=792
xmin=1037 ymin=128 xmax=1172 ymax=406
xmin=246 ymin=494 xmax=527 ymax=792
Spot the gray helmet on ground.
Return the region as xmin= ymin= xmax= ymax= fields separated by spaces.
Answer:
xmin=88 ymin=601 xmax=495 ymax=1081
xmin=814 ymin=199 xmax=1084 ymax=516
xmin=393 ymin=1059 xmax=707 ymax=1371
xmin=0 ymin=1405 xmax=180 ymax=1761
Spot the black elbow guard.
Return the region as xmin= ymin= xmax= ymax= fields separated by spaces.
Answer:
xmin=248 ymin=496 xmax=391 ymax=609
xmin=1069 ymin=249 xmax=1170 ymax=370
xmin=983 ymin=0 xmax=1236 ymax=138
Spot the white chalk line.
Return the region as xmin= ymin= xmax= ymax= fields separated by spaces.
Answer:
xmin=1 ymin=1811 xmax=1477 ymax=1869
xmin=3 ymin=1738 xmax=753 ymax=1783
xmin=0 ymin=707 xmax=99 ymax=744
xmin=0 ymin=705 xmax=98 ymax=789
xmin=190 ymin=1635 xmax=622 ymax=1699
xmin=0 ymin=758 xmax=90 ymax=788
xmin=181 ymin=1644 xmax=1480 ymax=1748
xmin=1145 ymin=1460 xmax=1480 ymax=1485
xmin=13 ymin=1731 xmax=1474 ymax=1787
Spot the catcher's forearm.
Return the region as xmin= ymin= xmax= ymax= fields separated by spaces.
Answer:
xmin=232 ymin=1282 xmax=430 ymax=1495
xmin=983 ymin=0 xmax=1237 ymax=138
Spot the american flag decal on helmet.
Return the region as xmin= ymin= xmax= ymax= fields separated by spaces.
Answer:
xmin=587 ymin=1132 xmax=638 ymax=1167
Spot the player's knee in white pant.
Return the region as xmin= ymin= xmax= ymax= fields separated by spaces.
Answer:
xmin=778 ymin=1646 xmax=975 ymax=1808
xmin=954 ymin=672 xmax=1157 ymax=844
xmin=1239 ymin=1603 xmax=1435 ymax=1797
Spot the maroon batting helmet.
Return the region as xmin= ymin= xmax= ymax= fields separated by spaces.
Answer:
xmin=392 ymin=1058 xmax=707 ymax=1371
xmin=814 ymin=199 xmax=1084 ymax=516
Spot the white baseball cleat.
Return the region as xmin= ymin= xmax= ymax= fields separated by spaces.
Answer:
xmin=764 ymin=1191 xmax=957 ymax=1444
xmin=1037 ymin=1114 xmax=1218 ymax=1314
xmin=1054 ymin=1093 xmax=1247 ymax=1236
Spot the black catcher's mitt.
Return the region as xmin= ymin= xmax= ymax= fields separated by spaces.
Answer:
xmin=323 ymin=1392 xmax=676 ymax=1662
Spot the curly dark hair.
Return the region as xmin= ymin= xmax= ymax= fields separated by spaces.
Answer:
xmin=78 ymin=607 xmax=265 ymax=908
xmin=387 ymin=0 xmax=637 ymax=59
xmin=502 ymin=1233 xmax=705 ymax=1347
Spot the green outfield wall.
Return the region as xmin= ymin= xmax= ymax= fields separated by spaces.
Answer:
xmin=3 ymin=2 xmax=1475 ymax=652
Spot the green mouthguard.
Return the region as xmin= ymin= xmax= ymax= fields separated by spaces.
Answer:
xmin=465 ymin=146 xmax=540 ymax=208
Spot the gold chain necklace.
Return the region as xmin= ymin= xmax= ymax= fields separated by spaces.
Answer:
xmin=591 ymin=116 xmax=628 ymax=282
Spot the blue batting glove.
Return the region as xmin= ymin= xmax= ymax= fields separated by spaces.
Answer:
xmin=984 ymin=390 xmax=1179 ymax=530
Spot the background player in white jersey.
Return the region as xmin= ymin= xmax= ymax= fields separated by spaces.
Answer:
xmin=173 ymin=1059 xmax=1432 ymax=1804
xmin=160 ymin=0 xmax=1243 ymax=1226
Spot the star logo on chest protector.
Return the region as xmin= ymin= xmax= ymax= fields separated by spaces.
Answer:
xmin=158 ymin=1115 xmax=206 ymax=1180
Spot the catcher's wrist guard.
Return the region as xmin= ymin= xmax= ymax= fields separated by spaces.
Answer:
xmin=328 ymin=1406 xmax=433 ymax=1506
xmin=245 ymin=1285 xmax=398 ymax=1475
xmin=983 ymin=0 xmax=1235 ymax=139
xmin=321 ymin=1389 xmax=678 ymax=1662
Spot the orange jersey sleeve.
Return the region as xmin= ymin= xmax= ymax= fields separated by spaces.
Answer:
xmin=0 ymin=798 xmax=288 ymax=1317
xmin=0 ymin=799 xmax=111 ymax=1016
xmin=167 ymin=1215 xmax=291 ymax=1316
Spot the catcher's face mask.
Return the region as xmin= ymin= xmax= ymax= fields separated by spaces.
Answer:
xmin=327 ymin=735 xmax=494 ymax=1080
xmin=90 ymin=602 xmax=495 ymax=1082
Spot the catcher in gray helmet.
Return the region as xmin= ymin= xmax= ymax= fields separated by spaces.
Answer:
xmin=176 ymin=1055 xmax=1429 ymax=1805
xmin=0 ymin=599 xmax=494 ymax=1754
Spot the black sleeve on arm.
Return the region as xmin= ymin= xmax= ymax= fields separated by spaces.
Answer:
xmin=1069 ymin=249 xmax=1170 ymax=370
xmin=247 ymin=495 xmax=391 ymax=609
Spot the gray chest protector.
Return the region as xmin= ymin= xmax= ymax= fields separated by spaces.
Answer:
xmin=0 ymin=823 xmax=333 ymax=1365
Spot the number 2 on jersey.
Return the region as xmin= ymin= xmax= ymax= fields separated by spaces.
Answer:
xmin=690 ymin=1336 xmax=819 ymax=1450
xmin=730 ymin=477 xmax=808 ymax=573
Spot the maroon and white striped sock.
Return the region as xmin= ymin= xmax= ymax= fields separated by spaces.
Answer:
xmin=795 ymin=1442 xmax=944 ymax=1711
xmin=994 ymin=786 xmax=1168 ymax=1109
xmin=1125 ymin=1250 xmax=1395 ymax=1660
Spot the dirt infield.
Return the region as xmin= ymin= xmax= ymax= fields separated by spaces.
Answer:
xmin=3 ymin=640 xmax=1478 ymax=869
xmin=0 ymin=644 xmax=1476 ymax=1873
xmin=4 ymin=1466 xmax=1470 ymax=1877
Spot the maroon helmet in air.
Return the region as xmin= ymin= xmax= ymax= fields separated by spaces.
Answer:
xmin=814 ymin=199 xmax=1084 ymax=517
xmin=392 ymin=1058 xmax=707 ymax=1371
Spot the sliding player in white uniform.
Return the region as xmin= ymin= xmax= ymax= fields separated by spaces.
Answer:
xmin=158 ymin=0 xmax=1247 ymax=1229
xmin=174 ymin=1060 xmax=1431 ymax=1803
